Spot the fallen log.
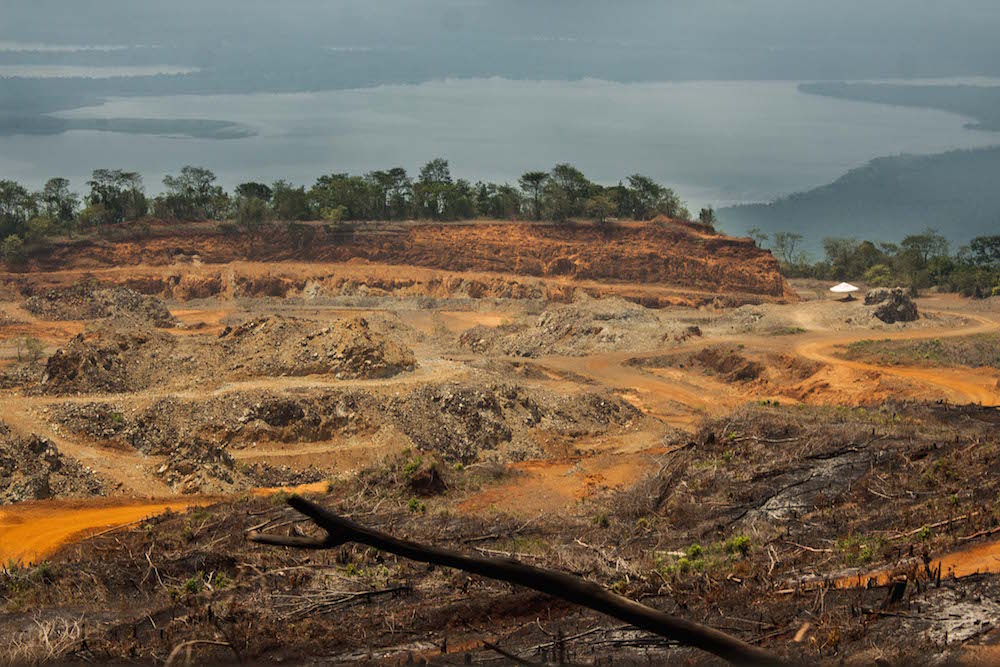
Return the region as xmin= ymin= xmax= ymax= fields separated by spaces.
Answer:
xmin=249 ymin=495 xmax=782 ymax=666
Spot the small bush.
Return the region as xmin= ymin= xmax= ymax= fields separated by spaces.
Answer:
xmin=183 ymin=574 xmax=202 ymax=595
xmin=407 ymin=497 xmax=426 ymax=513
xmin=724 ymin=535 xmax=752 ymax=558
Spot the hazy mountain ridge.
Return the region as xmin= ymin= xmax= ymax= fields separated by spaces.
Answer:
xmin=719 ymin=146 xmax=1000 ymax=252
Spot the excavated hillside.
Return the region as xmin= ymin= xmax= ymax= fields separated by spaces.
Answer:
xmin=27 ymin=220 xmax=793 ymax=300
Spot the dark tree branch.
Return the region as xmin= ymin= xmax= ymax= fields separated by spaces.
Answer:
xmin=249 ymin=495 xmax=783 ymax=666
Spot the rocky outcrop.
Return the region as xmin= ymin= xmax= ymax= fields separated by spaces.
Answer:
xmin=865 ymin=288 xmax=919 ymax=324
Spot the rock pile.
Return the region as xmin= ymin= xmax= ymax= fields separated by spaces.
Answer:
xmin=40 ymin=329 xmax=175 ymax=395
xmin=460 ymin=297 xmax=665 ymax=357
xmin=865 ymin=288 xmax=919 ymax=324
xmin=0 ymin=423 xmax=105 ymax=503
xmin=221 ymin=316 xmax=416 ymax=379
xmin=24 ymin=282 xmax=175 ymax=327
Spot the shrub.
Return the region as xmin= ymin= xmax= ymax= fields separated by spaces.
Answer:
xmin=1 ymin=234 xmax=25 ymax=264
xmin=18 ymin=336 xmax=44 ymax=363
xmin=864 ymin=263 xmax=895 ymax=287
xmin=183 ymin=574 xmax=202 ymax=595
xmin=235 ymin=196 xmax=270 ymax=232
xmin=724 ymin=535 xmax=751 ymax=558
xmin=407 ymin=497 xmax=426 ymax=513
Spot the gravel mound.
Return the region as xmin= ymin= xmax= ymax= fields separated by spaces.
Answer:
xmin=389 ymin=383 xmax=644 ymax=464
xmin=24 ymin=282 xmax=175 ymax=327
xmin=0 ymin=422 xmax=106 ymax=503
xmin=53 ymin=382 xmax=644 ymax=477
xmin=460 ymin=297 xmax=666 ymax=356
xmin=40 ymin=328 xmax=176 ymax=395
xmin=221 ymin=315 xmax=416 ymax=379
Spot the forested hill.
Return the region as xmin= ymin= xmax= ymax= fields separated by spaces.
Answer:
xmin=718 ymin=146 xmax=1000 ymax=252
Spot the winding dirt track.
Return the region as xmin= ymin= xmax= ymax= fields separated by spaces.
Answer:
xmin=795 ymin=309 xmax=1000 ymax=407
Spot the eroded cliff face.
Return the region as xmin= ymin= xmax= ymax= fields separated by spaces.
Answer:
xmin=24 ymin=220 xmax=793 ymax=302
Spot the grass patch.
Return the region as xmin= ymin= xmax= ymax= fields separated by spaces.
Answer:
xmin=657 ymin=535 xmax=754 ymax=578
xmin=842 ymin=334 xmax=1000 ymax=369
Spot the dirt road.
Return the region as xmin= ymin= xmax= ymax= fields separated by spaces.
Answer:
xmin=795 ymin=309 xmax=1000 ymax=406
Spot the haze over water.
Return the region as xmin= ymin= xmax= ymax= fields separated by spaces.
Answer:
xmin=2 ymin=77 xmax=996 ymax=212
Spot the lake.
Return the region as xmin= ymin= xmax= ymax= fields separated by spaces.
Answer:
xmin=1 ymin=77 xmax=997 ymax=211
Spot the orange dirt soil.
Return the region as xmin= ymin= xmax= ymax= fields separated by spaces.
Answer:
xmin=3 ymin=231 xmax=1000 ymax=578
xmin=0 ymin=498 xmax=211 ymax=565
xmin=0 ymin=482 xmax=328 ymax=566
xmin=16 ymin=220 xmax=794 ymax=305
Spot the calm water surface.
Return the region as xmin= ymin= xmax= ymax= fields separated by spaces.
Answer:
xmin=1 ymin=78 xmax=996 ymax=210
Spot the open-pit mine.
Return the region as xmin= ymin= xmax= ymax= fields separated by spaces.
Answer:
xmin=2 ymin=219 xmax=999 ymax=665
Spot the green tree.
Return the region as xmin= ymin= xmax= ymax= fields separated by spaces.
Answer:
xmin=235 ymin=196 xmax=270 ymax=233
xmin=518 ymin=171 xmax=549 ymax=220
xmin=25 ymin=215 xmax=53 ymax=244
xmin=162 ymin=166 xmax=227 ymax=220
xmin=418 ymin=158 xmax=452 ymax=186
xmin=970 ymin=235 xmax=1000 ymax=267
xmin=365 ymin=170 xmax=394 ymax=219
xmin=864 ymin=264 xmax=895 ymax=287
xmin=77 ymin=203 xmax=111 ymax=230
xmin=476 ymin=182 xmax=522 ymax=219
xmin=40 ymin=178 xmax=78 ymax=227
xmin=698 ymin=207 xmax=718 ymax=229
xmin=625 ymin=174 xmax=664 ymax=220
xmin=235 ymin=182 xmax=273 ymax=202
xmin=901 ymin=228 xmax=950 ymax=266
xmin=322 ymin=205 xmax=348 ymax=223
xmin=586 ymin=193 xmax=617 ymax=226
xmin=87 ymin=169 xmax=147 ymax=224
xmin=271 ymin=180 xmax=312 ymax=221
xmin=309 ymin=173 xmax=373 ymax=220
xmin=823 ymin=237 xmax=861 ymax=278
xmin=550 ymin=164 xmax=593 ymax=218
xmin=0 ymin=180 xmax=35 ymax=238
xmin=385 ymin=167 xmax=412 ymax=219
xmin=414 ymin=158 xmax=454 ymax=219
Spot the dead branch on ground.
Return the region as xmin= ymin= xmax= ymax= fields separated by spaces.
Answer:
xmin=249 ymin=494 xmax=783 ymax=666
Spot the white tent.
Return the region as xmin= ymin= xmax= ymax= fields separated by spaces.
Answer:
xmin=829 ymin=282 xmax=859 ymax=294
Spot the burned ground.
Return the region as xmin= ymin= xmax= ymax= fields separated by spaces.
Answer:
xmin=4 ymin=403 xmax=1000 ymax=666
